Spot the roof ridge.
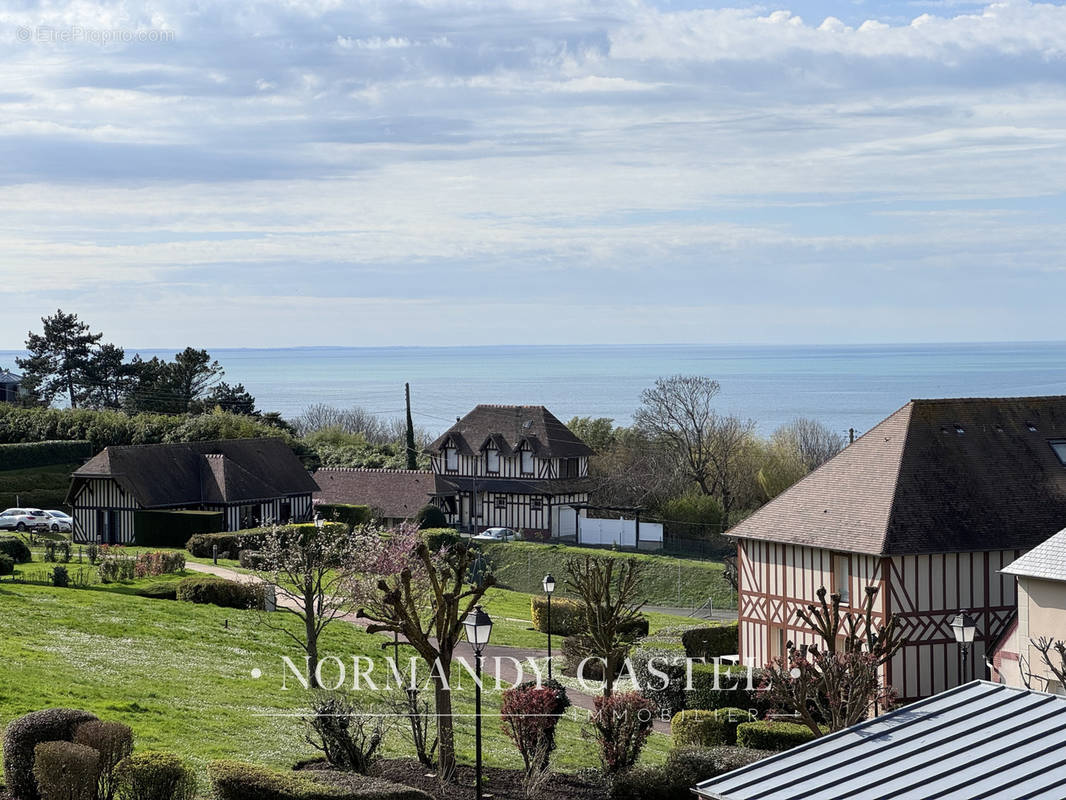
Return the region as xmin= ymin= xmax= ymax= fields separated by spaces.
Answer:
xmin=102 ymin=436 xmax=286 ymax=451
xmin=313 ymin=467 xmax=432 ymax=474
xmin=911 ymin=395 xmax=1066 ymax=404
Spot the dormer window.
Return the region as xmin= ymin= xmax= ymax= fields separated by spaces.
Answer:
xmin=486 ymin=448 xmax=500 ymax=473
xmin=445 ymin=446 xmax=458 ymax=472
xmin=1051 ymin=440 xmax=1066 ymax=466
xmin=520 ymin=449 xmax=534 ymax=475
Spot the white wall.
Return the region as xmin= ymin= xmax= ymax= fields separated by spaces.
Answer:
xmin=577 ymin=516 xmax=663 ymax=547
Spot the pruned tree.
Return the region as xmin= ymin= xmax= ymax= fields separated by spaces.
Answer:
xmin=565 ymin=555 xmax=646 ymax=697
xmin=354 ymin=530 xmax=495 ymax=781
xmin=17 ymin=309 xmax=103 ymax=407
xmin=762 ymin=586 xmax=904 ymax=735
xmin=634 ymin=375 xmax=755 ymax=523
xmin=246 ymin=521 xmax=362 ymax=689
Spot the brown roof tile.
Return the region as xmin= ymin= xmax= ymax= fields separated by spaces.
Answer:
xmin=426 ymin=405 xmax=592 ymax=459
xmin=313 ymin=468 xmax=433 ymax=520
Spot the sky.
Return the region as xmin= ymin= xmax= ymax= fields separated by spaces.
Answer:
xmin=1 ymin=0 xmax=1065 ymax=348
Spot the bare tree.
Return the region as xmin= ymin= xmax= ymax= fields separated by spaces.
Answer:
xmin=635 ymin=375 xmax=755 ymax=523
xmin=1020 ymin=637 xmax=1066 ymax=691
xmin=565 ymin=555 xmax=646 ymax=697
xmin=772 ymin=418 xmax=846 ymax=472
xmin=246 ymin=522 xmax=362 ymax=689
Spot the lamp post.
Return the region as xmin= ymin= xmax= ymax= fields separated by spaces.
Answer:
xmin=463 ymin=605 xmax=493 ymax=800
xmin=951 ymin=609 xmax=977 ymax=683
xmin=314 ymin=512 xmax=324 ymax=530
xmin=542 ymin=573 xmax=556 ymax=679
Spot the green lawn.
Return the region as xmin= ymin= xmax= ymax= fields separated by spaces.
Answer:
xmin=477 ymin=541 xmax=735 ymax=609
xmin=0 ymin=462 xmax=79 ymax=511
xmin=0 ymin=578 xmax=670 ymax=795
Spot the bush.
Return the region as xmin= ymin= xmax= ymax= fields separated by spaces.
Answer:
xmin=98 ymin=556 xmax=135 ymax=583
xmin=133 ymin=510 xmax=223 ymax=548
xmin=0 ymin=553 xmax=14 ymax=576
xmin=589 ymin=692 xmax=657 ymax=773
xmin=302 ymin=692 xmax=384 ymax=775
xmin=51 ymin=565 xmax=70 ymax=588
xmin=73 ymin=720 xmax=133 ymax=800
xmin=672 ymin=708 xmax=755 ymax=748
xmin=3 ymin=708 xmax=99 ymax=800
xmin=630 ymin=643 xmax=689 ymax=716
xmin=500 ymin=681 xmax=570 ymax=775
xmin=562 ymin=634 xmax=603 ymax=680
xmin=134 ymin=582 xmax=179 ymax=600
xmin=0 ymin=535 xmax=32 ymax=563
xmin=735 ymin=720 xmax=821 ymax=751
xmin=530 ymin=596 xmax=584 ymax=635
xmin=315 ymin=504 xmax=371 ymax=529
xmin=690 ymin=663 xmax=766 ymax=713
xmin=419 ymin=528 xmax=460 ymax=552
xmin=43 ymin=541 xmax=71 ymax=564
xmin=176 ymin=575 xmax=261 ymax=609
xmin=238 ymin=549 xmax=267 ymax=569
xmin=619 ymin=616 xmax=650 ymax=640
xmin=654 ymin=494 xmax=729 ymax=556
xmin=133 ymin=550 xmax=185 ymax=578
xmin=210 ymin=760 xmax=433 ymax=800
xmin=32 ymin=741 xmax=99 ymax=800
xmin=114 ymin=752 xmax=197 ymax=800
xmin=682 ymin=624 xmax=739 ymax=660
xmin=186 ymin=529 xmax=270 ymax=558
xmin=609 ymin=747 xmax=772 ymax=800
xmin=414 ymin=504 xmax=448 ymax=529
xmin=0 ymin=440 xmax=94 ymax=470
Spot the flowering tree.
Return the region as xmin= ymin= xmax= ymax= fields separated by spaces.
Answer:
xmin=762 ymin=586 xmax=903 ymax=735
xmin=353 ymin=528 xmax=495 ymax=782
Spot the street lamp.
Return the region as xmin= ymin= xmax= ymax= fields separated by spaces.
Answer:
xmin=542 ymin=574 xmax=556 ymax=679
xmin=463 ymin=606 xmax=493 ymax=800
xmin=314 ymin=512 xmax=324 ymax=530
xmin=951 ymin=609 xmax=977 ymax=683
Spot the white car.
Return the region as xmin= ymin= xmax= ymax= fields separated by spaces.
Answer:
xmin=43 ymin=510 xmax=73 ymax=533
xmin=472 ymin=527 xmax=517 ymax=542
xmin=0 ymin=508 xmax=52 ymax=532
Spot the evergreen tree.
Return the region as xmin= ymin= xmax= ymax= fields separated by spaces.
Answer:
xmin=17 ymin=309 xmax=102 ymax=407
xmin=405 ymin=382 xmax=418 ymax=470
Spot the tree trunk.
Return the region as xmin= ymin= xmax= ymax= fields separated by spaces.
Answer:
xmin=434 ymin=675 xmax=456 ymax=781
xmin=305 ymin=592 xmax=320 ymax=689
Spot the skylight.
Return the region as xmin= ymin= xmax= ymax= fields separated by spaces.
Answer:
xmin=1051 ymin=440 xmax=1066 ymax=466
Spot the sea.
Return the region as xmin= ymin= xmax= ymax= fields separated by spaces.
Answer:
xmin=2 ymin=342 xmax=1065 ymax=439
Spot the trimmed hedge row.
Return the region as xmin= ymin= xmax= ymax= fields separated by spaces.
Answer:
xmin=186 ymin=530 xmax=269 ymax=559
xmin=209 ymin=761 xmax=433 ymax=800
xmin=420 ymin=528 xmax=461 ymax=552
xmin=672 ymin=708 xmax=755 ymax=747
xmin=682 ymin=624 xmax=739 ymax=660
xmin=133 ymin=510 xmax=224 ymax=548
xmin=315 ymin=503 xmax=370 ymax=528
xmin=735 ymin=720 xmax=822 ymax=751
xmin=176 ymin=576 xmax=262 ymax=609
xmin=0 ymin=440 xmax=94 ymax=471
xmin=530 ymin=596 xmax=585 ymax=635
xmin=609 ymin=746 xmax=772 ymax=800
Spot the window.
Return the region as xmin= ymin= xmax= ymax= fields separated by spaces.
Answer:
xmin=562 ymin=458 xmax=580 ymax=478
xmin=445 ymin=447 xmax=458 ymax=472
xmin=520 ymin=449 xmax=534 ymax=475
xmin=494 ymin=495 xmax=507 ymax=510
xmin=486 ymin=449 xmax=500 ymax=473
xmin=1051 ymin=440 xmax=1066 ymax=466
xmin=530 ymin=497 xmax=543 ymax=512
xmin=834 ymin=554 xmax=850 ymax=603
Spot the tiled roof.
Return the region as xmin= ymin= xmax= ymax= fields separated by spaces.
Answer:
xmin=695 ymin=681 xmax=1066 ymax=800
xmin=1002 ymin=527 xmax=1066 ymax=582
xmin=0 ymin=369 xmax=21 ymax=385
xmin=68 ymin=438 xmax=317 ymax=507
xmin=313 ymin=468 xmax=433 ymax=520
xmin=728 ymin=396 xmax=1066 ymax=555
xmin=426 ymin=405 xmax=592 ymax=459
xmin=432 ymin=474 xmax=592 ymax=497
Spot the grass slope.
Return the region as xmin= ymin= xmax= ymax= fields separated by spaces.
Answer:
xmin=0 ymin=580 xmax=669 ymax=794
xmin=0 ymin=462 xmax=79 ymax=511
xmin=478 ymin=541 xmax=734 ymax=609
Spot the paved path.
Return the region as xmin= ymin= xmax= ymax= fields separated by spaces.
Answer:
xmin=183 ymin=561 xmax=671 ymax=732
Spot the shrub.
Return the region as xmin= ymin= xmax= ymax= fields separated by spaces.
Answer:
xmin=0 ymin=553 xmax=14 ymax=576
xmin=132 ymin=509 xmax=224 ymax=548
xmin=672 ymin=708 xmax=755 ymax=748
xmin=302 ymin=692 xmax=384 ymax=775
xmin=618 ymin=616 xmax=650 ymax=640
xmin=562 ymin=634 xmax=604 ymax=680
xmin=176 ymin=575 xmax=261 ymax=609
xmin=133 ymin=550 xmax=185 ymax=578
xmin=0 ymin=440 xmax=94 ymax=470
xmin=315 ymin=504 xmax=371 ymax=529
xmin=114 ymin=752 xmax=197 ymax=800
xmin=530 ymin=596 xmax=584 ymax=635
xmin=630 ymin=643 xmax=689 ymax=716
xmin=500 ymin=681 xmax=570 ymax=775
xmin=209 ymin=760 xmax=348 ymax=799
xmin=186 ymin=529 xmax=269 ymax=558
xmin=519 ymin=528 xmax=551 ymax=542
xmin=43 ymin=541 xmax=71 ymax=564
xmin=589 ymin=692 xmax=657 ymax=773
xmin=238 ymin=549 xmax=268 ymax=569
xmin=682 ymin=624 xmax=739 ymax=660
xmin=51 ymin=565 xmax=70 ymax=588
xmin=134 ymin=582 xmax=179 ymax=600
xmin=414 ymin=504 xmax=448 ymax=529
xmin=735 ymin=720 xmax=821 ymax=751
xmin=0 ymin=535 xmax=33 ymax=563
xmin=86 ymin=542 xmax=99 ymax=564
xmin=73 ymin=720 xmax=133 ymax=800
xmin=3 ymin=708 xmax=99 ymax=800
xmin=690 ymin=663 xmax=766 ymax=713
xmin=419 ymin=528 xmax=460 ymax=552
xmin=609 ymin=747 xmax=772 ymax=800
xmin=98 ymin=556 xmax=135 ymax=583
xmin=32 ymin=741 xmax=99 ymax=800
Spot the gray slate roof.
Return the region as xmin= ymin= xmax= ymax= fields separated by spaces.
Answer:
xmin=695 ymin=681 xmax=1066 ymax=800
xmin=426 ymin=405 xmax=592 ymax=459
xmin=68 ymin=438 xmax=317 ymax=507
xmin=728 ymin=396 xmax=1066 ymax=555
xmin=1002 ymin=527 xmax=1066 ymax=583
xmin=0 ymin=369 xmax=21 ymax=385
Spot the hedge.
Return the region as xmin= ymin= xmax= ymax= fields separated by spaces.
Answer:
xmin=420 ymin=528 xmax=461 ymax=552
xmin=135 ymin=582 xmax=179 ymax=600
xmin=2 ymin=708 xmax=99 ymax=800
xmin=32 ymin=741 xmax=99 ymax=800
xmin=682 ymin=624 xmax=739 ymax=660
xmin=631 ymin=643 xmax=689 ymax=716
xmin=209 ymin=760 xmax=433 ymax=800
xmin=133 ymin=510 xmax=224 ymax=548
xmin=690 ymin=663 xmax=768 ymax=713
xmin=414 ymin=504 xmax=448 ymax=528
xmin=0 ymin=536 xmax=33 ymax=563
xmin=609 ymin=746 xmax=772 ymax=800
xmin=186 ymin=530 xmax=270 ymax=559
xmin=115 ymin=751 xmax=197 ymax=800
xmin=735 ymin=720 xmax=822 ymax=751
xmin=315 ymin=504 xmax=370 ymax=528
xmin=0 ymin=440 xmax=94 ymax=471
xmin=0 ymin=554 xmax=13 ymax=575
xmin=176 ymin=576 xmax=262 ymax=609
xmin=672 ymin=708 xmax=755 ymax=748
xmin=530 ymin=596 xmax=585 ymax=635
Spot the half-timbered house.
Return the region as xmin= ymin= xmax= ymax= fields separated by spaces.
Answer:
xmin=313 ymin=467 xmax=433 ymax=527
xmin=426 ymin=405 xmax=592 ymax=536
xmin=730 ymin=396 xmax=1066 ymax=701
xmin=67 ymin=438 xmax=318 ymax=543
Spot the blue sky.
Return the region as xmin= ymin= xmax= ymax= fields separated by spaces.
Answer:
xmin=1 ymin=0 xmax=1065 ymax=347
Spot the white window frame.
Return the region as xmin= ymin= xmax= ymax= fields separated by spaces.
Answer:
xmin=486 ymin=448 xmax=500 ymax=474
xmin=445 ymin=447 xmax=458 ymax=472
xmin=1051 ymin=440 xmax=1066 ymax=466
xmin=520 ymin=449 xmax=534 ymax=475
xmin=834 ymin=554 xmax=850 ymax=604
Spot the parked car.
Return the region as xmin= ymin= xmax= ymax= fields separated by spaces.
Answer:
xmin=0 ymin=508 xmax=52 ymax=532
xmin=472 ymin=527 xmax=517 ymax=542
xmin=42 ymin=510 xmax=73 ymax=533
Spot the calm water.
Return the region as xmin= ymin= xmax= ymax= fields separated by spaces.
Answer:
xmin=2 ymin=342 xmax=1065 ymax=438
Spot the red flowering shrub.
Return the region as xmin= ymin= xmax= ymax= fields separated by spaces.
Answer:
xmin=500 ymin=682 xmax=569 ymax=775
xmin=133 ymin=551 xmax=186 ymax=578
xmin=590 ymin=692 xmax=657 ymax=773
